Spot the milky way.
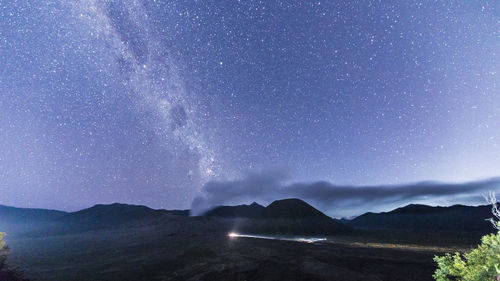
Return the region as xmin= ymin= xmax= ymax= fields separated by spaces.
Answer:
xmin=1 ymin=0 xmax=221 ymax=210
xmin=71 ymin=0 xmax=219 ymax=180
xmin=1 ymin=0 xmax=499 ymax=212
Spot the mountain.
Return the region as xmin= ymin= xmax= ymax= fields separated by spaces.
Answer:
xmin=0 ymin=205 xmax=68 ymax=236
xmin=204 ymin=202 xmax=265 ymax=218
xmin=239 ymin=198 xmax=352 ymax=235
xmin=0 ymin=203 xmax=189 ymax=236
xmin=259 ymin=199 xmax=332 ymax=220
xmin=67 ymin=203 xmax=170 ymax=224
xmin=346 ymin=203 xmax=495 ymax=233
xmin=164 ymin=209 xmax=190 ymax=217
xmin=0 ymin=205 xmax=67 ymax=223
xmin=55 ymin=203 xmax=190 ymax=233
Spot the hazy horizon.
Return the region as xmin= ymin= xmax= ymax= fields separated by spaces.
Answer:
xmin=2 ymin=175 xmax=498 ymax=218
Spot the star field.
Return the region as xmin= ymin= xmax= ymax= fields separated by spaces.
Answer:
xmin=0 ymin=0 xmax=499 ymax=211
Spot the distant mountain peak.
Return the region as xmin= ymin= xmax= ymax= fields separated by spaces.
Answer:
xmin=260 ymin=198 xmax=329 ymax=219
xmin=346 ymin=203 xmax=493 ymax=232
xmin=89 ymin=202 xmax=150 ymax=209
xmin=203 ymin=202 xmax=265 ymax=218
xmin=238 ymin=198 xmax=352 ymax=235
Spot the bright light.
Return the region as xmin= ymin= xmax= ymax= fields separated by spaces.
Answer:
xmin=295 ymin=237 xmax=327 ymax=243
xmin=226 ymin=232 xmax=326 ymax=243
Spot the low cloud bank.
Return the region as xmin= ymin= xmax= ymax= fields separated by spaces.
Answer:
xmin=191 ymin=169 xmax=500 ymax=217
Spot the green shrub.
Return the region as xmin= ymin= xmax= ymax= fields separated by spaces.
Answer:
xmin=434 ymin=192 xmax=500 ymax=281
xmin=0 ymin=232 xmax=5 ymax=250
xmin=433 ymin=228 xmax=500 ymax=281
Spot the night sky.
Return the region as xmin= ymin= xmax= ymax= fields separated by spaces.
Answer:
xmin=1 ymin=1 xmax=499 ymax=216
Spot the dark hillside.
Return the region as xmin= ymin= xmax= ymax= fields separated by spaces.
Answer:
xmin=347 ymin=204 xmax=494 ymax=233
xmin=204 ymin=202 xmax=265 ymax=218
xmin=240 ymin=198 xmax=352 ymax=235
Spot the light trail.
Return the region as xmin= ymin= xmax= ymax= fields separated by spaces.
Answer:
xmin=227 ymin=232 xmax=327 ymax=243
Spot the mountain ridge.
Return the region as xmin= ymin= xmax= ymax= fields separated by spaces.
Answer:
xmin=346 ymin=203 xmax=495 ymax=232
xmin=1 ymin=201 xmax=497 ymax=235
xmin=0 ymin=203 xmax=189 ymax=236
xmin=203 ymin=202 xmax=265 ymax=218
xmin=238 ymin=198 xmax=353 ymax=235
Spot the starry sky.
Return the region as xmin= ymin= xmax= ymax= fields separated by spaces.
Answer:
xmin=1 ymin=0 xmax=499 ymax=214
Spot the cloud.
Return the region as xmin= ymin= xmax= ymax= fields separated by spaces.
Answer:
xmin=191 ymin=169 xmax=500 ymax=217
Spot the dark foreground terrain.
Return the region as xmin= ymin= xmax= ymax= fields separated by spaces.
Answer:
xmin=2 ymin=201 xmax=492 ymax=281
xmin=4 ymin=216 xmax=473 ymax=281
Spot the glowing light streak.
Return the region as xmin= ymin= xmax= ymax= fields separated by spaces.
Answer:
xmin=227 ymin=232 xmax=327 ymax=243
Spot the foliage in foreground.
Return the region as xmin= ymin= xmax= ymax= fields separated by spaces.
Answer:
xmin=0 ymin=232 xmax=5 ymax=251
xmin=0 ymin=232 xmax=28 ymax=281
xmin=434 ymin=192 xmax=500 ymax=281
xmin=433 ymin=230 xmax=500 ymax=281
